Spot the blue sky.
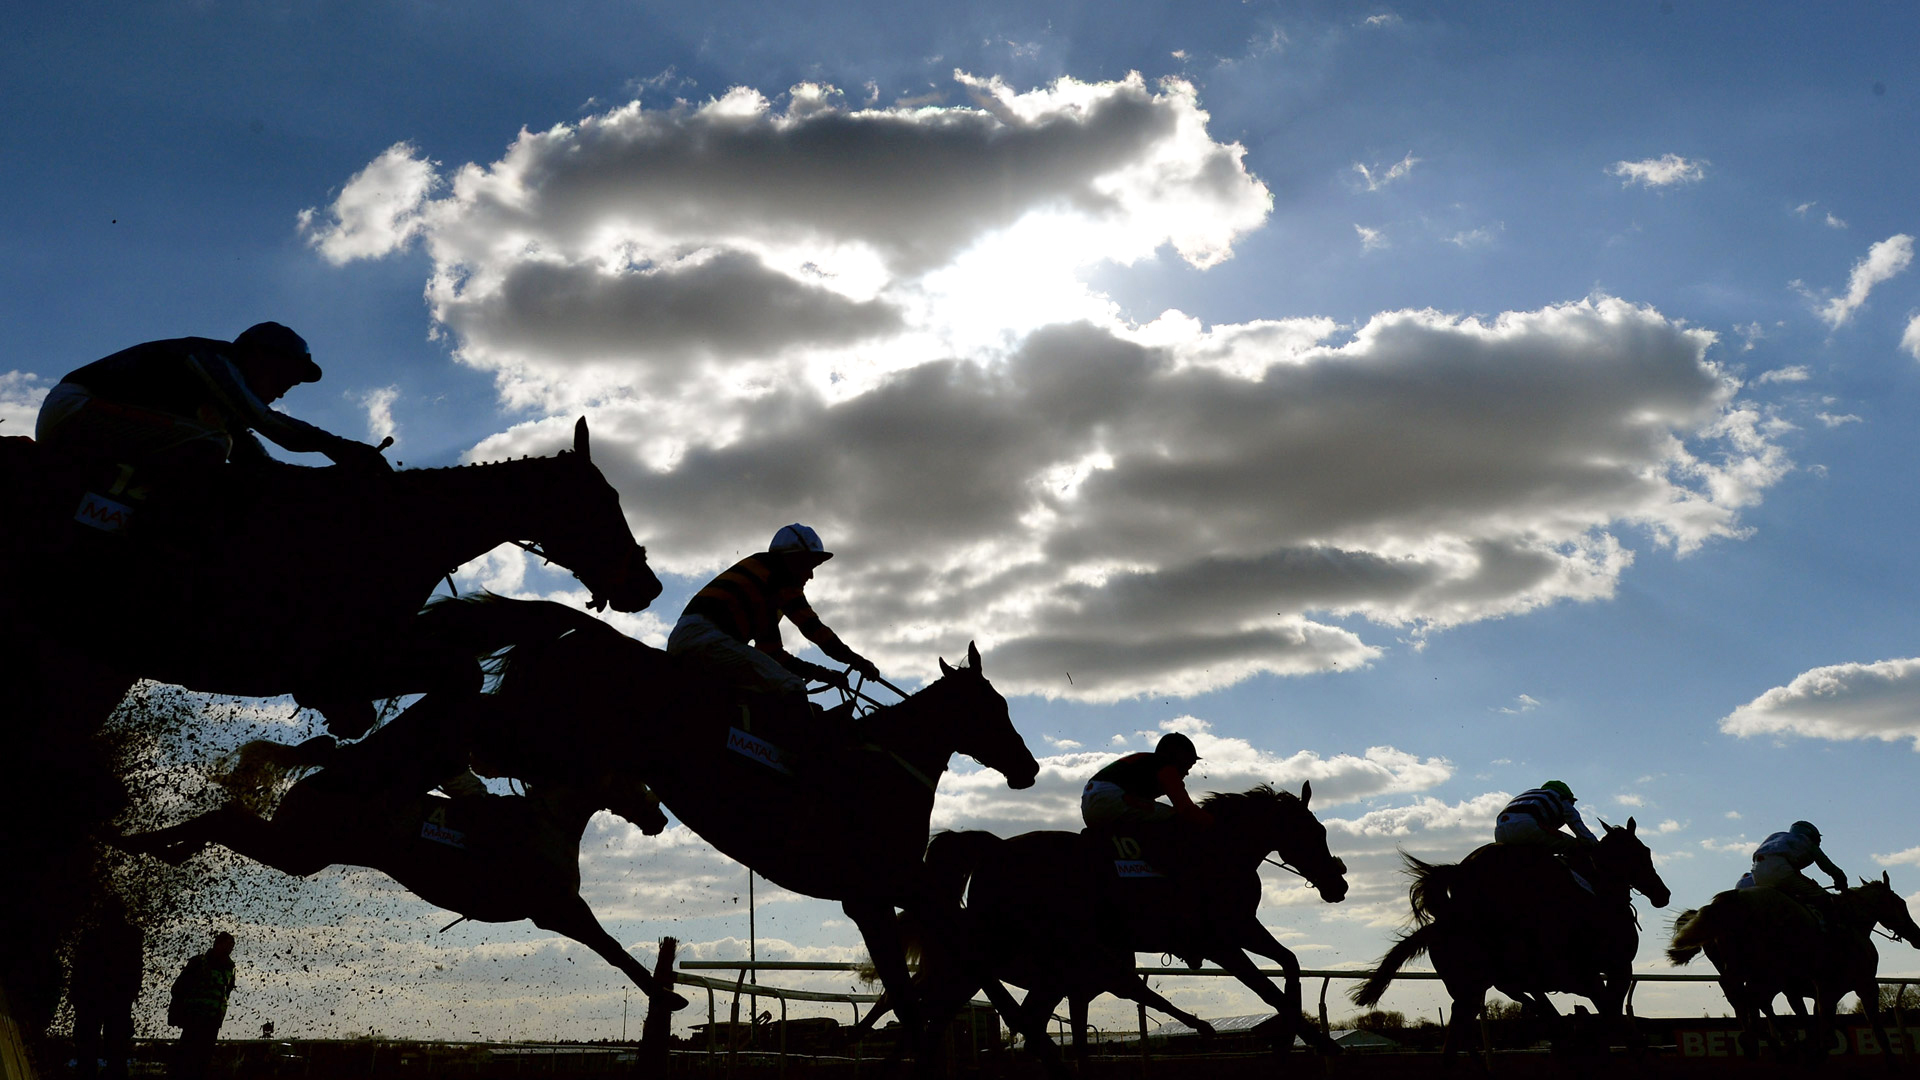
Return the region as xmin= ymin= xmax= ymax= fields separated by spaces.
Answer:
xmin=7 ymin=0 xmax=1920 ymax=1040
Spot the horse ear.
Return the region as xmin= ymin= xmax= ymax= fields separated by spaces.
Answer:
xmin=574 ymin=417 xmax=591 ymax=462
xmin=968 ymin=641 xmax=981 ymax=672
xmin=1626 ymin=817 xmax=1637 ymax=835
xmin=1886 ymin=870 xmax=1893 ymax=887
xmin=939 ymin=657 xmax=955 ymax=677
xmin=1300 ymin=781 xmax=1312 ymax=808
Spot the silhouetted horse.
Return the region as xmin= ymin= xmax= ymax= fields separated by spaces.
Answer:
xmin=1669 ymin=872 xmax=1920 ymax=1064
xmin=462 ymin=596 xmax=1044 ymax=1060
xmin=1353 ymin=819 xmax=1670 ymax=1066
xmin=112 ymin=737 xmax=688 ymax=1009
xmin=2 ymin=419 xmax=658 ymax=735
xmin=892 ymin=784 xmax=1348 ymax=1060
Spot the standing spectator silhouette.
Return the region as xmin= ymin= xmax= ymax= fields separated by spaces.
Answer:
xmin=166 ymin=932 xmax=235 ymax=1080
xmin=68 ymin=897 xmax=145 ymax=1080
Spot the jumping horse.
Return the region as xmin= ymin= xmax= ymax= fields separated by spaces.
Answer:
xmin=2 ymin=418 xmax=660 ymax=736
xmin=889 ymin=784 xmax=1348 ymax=1063
xmin=113 ymin=736 xmax=690 ymax=1009
xmin=1669 ymin=872 xmax=1920 ymax=1065
xmin=1353 ymin=819 xmax=1670 ymax=1067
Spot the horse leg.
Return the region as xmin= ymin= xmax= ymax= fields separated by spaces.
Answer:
xmin=1067 ymin=991 xmax=1088 ymax=1073
xmin=115 ymin=805 xmax=331 ymax=876
xmin=527 ymin=894 xmax=687 ymax=1011
xmin=1216 ymin=915 xmax=1339 ymax=1053
xmin=843 ymin=899 xmax=923 ymax=1045
xmin=1103 ymin=977 xmax=1214 ymax=1041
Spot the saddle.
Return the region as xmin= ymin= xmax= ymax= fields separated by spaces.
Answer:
xmin=1080 ymin=819 xmax=1194 ymax=883
xmin=717 ymin=693 xmax=860 ymax=782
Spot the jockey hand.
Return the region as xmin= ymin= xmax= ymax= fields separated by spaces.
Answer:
xmin=849 ymin=653 xmax=881 ymax=682
xmin=327 ymin=437 xmax=392 ymax=474
xmin=805 ymin=663 xmax=849 ymax=690
xmin=1832 ymin=875 xmax=1848 ymax=892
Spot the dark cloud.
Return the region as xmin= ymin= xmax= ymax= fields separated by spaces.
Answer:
xmin=447 ymin=249 xmax=903 ymax=377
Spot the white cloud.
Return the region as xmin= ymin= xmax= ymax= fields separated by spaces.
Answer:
xmin=1903 ymin=315 xmax=1920 ymax=360
xmin=1354 ymin=223 xmax=1388 ymax=251
xmin=1496 ymin=693 xmax=1539 ymax=714
xmin=1616 ymin=793 xmax=1645 ymax=807
xmin=1755 ymin=364 xmax=1808 ymax=383
xmin=1445 ymin=224 xmax=1501 ymax=248
xmin=1721 ymin=657 xmax=1920 ymax=749
xmin=1795 ymin=202 xmax=1817 ymax=217
xmin=1815 ymin=411 xmax=1862 ymax=428
xmin=1725 ymin=810 xmax=1742 ymax=819
xmin=313 ymin=75 xmax=1794 ymax=703
xmin=359 ymin=385 xmax=400 ymax=445
xmin=935 ymin=717 xmax=1453 ymax=834
xmin=1608 ymin=154 xmax=1707 ymax=188
xmin=1826 ymin=212 xmax=1848 ymax=230
xmin=1363 ymin=14 xmax=1402 ymax=27
xmin=1654 ymin=819 xmax=1685 ymax=834
xmin=0 ymin=370 xmax=48 ymax=431
xmin=298 ymin=142 xmax=440 ymax=264
xmin=1875 ymin=847 xmax=1920 ymax=868
xmin=1816 ymin=234 xmax=1915 ymax=328
xmin=1353 ymin=152 xmax=1419 ymax=192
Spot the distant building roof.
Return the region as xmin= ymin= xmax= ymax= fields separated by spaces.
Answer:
xmin=1149 ymin=1015 xmax=1399 ymax=1049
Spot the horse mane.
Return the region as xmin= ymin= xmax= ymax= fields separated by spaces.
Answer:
xmin=1198 ymin=783 xmax=1297 ymax=816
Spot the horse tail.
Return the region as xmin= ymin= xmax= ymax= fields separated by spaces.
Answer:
xmin=1668 ymin=903 xmax=1731 ymax=966
xmin=1350 ymin=923 xmax=1440 ymax=1007
xmin=1406 ymin=853 xmax=1463 ymax=926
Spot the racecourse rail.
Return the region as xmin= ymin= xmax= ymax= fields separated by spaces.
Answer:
xmin=669 ymin=960 xmax=1920 ymax=1059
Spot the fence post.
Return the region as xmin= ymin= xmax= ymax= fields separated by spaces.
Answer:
xmin=1138 ymin=1001 xmax=1150 ymax=1073
xmin=640 ymin=937 xmax=677 ymax=1071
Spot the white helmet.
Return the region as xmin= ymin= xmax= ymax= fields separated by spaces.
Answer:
xmin=769 ymin=523 xmax=832 ymax=563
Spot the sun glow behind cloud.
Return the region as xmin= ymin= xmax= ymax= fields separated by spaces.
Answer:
xmin=304 ymin=72 xmax=1794 ymax=703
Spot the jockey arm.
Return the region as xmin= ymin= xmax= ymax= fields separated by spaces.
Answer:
xmin=189 ymin=350 xmax=385 ymax=469
xmin=1562 ymin=808 xmax=1598 ymax=845
xmin=781 ymin=596 xmax=881 ymax=681
xmin=1154 ymin=764 xmax=1216 ymax=827
xmin=1807 ymin=845 xmax=1847 ymax=890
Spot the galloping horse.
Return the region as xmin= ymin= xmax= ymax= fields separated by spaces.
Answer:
xmin=900 ymin=784 xmax=1349 ymax=1060
xmin=1669 ymin=873 xmax=1920 ymax=1063
xmin=2 ymin=419 xmax=659 ymax=735
xmin=1353 ymin=819 xmax=1670 ymax=1065
xmin=112 ymin=737 xmax=689 ymax=1009
xmin=462 ymin=596 xmax=1044 ymax=1059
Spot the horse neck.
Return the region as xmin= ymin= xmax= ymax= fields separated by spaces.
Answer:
xmin=526 ymin=785 xmax=600 ymax=839
xmin=1212 ymin=798 xmax=1298 ymax=869
xmin=859 ymin=684 xmax=962 ymax=786
xmin=390 ymin=456 xmax=598 ymax=565
xmin=1833 ymin=889 xmax=1889 ymax=934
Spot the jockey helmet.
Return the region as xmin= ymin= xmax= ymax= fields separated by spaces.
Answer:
xmin=1156 ymin=732 xmax=1199 ymax=767
xmin=1791 ymin=820 xmax=1821 ymax=843
xmin=769 ymin=523 xmax=833 ymax=564
xmin=234 ymin=322 xmax=322 ymax=383
xmin=1542 ymin=780 xmax=1576 ymax=802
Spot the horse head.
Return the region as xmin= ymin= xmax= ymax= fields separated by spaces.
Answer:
xmin=927 ymin=642 xmax=1038 ymax=789
xmin=1206 ymin=782 xmax=1349 ymax=903
xmin=1596 ymin=817 xmax=1670 ymax=908
xmin=533 ymin=419 xmax=663 ymax=613
xmin=1846 ymin=871 xmax=1920 ymax=947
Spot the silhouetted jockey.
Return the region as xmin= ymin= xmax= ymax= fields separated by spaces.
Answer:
xmin=36 ymin=322 xmax=389 ymax=475
xmin=1494 ymin=780 xmax=1597 ymax=856
xmin=667 ymin=524 xmax=880 ymax=739
xmin=1738 ymin=820 xmax=1846 ymax=923
xmin=1081 ymin=732 xmax=1215 ymax=831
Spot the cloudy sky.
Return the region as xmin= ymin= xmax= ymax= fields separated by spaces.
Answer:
xmin=8 ymin=0 xmax=1920 ymax=1041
